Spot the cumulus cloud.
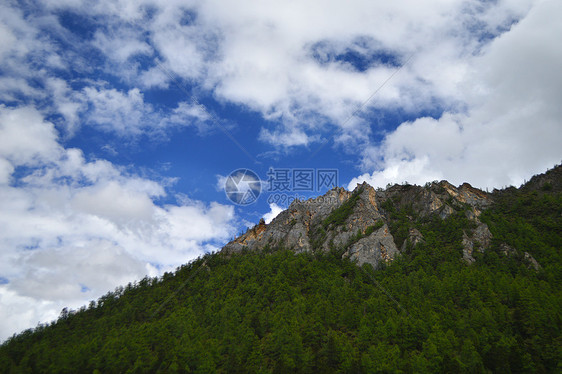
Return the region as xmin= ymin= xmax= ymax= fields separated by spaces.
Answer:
xmin=92 ymin=26 xmax=152 ymax=64
xmin=0 ymin=105 xmax=61 ymax=164
xmin=81 ymin=86 xmax=153 ymax=136
xmin=45 ymin=77 xmax=84 ymax=134
xmin=263 ymin=203 xmax=284 ymax=224
xmin=349 ymin=0 xmax=562 ymax=190
xmin=183 ymin=0 xmax=536 ymax=146
xmin=6 ymin=0 xmax=552 ymax=160
xmin=0 ymin=106 xmax=237 ymax=341
xmin=0 ymin=2 xmax=211 ymax=139
xmin=163 ymin=101 xmax=214 ymax=134
xmin=0 ymin=2 xmax=66 ymax=103
xmin=13 ymin=0 xmax=526 ymax=147
xmin=0 ymin=158 xmax=14 ymax=184
xmin=33 ymin=0 xmax=555 ymax=187
xmin=259 ymin=127 xmax=312 ymax=148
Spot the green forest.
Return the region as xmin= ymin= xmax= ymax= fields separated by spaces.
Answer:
xmin=0 ymin=180 xmax=560 ymax=373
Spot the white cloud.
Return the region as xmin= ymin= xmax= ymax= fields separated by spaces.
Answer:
xmin=92 ymin=26 xmax=152 ymax=64
xmin=349 ymin=0 xmax=562 ymax=190
xmin=10 ymin=239 xmax=147 ymax=301
xmin=0 ymin=1 xmax=219 ymax=139
xmin=16 ymin=0 xmax=527 ymax=148
xmin=139 ymin=66 xmax=170 ymax=89
xmin=71 ymin=181 xmax=158 ymax=225
xmin=45 ymin=77 xmax=85 ymax=134
xmin=0 ymin=105 xmax=237 ymax=341
xmin=0 ymin=77 xmax=43 ymax=102
xmin=215 ymin=174 xmax=228 ymax=192
xmin=263 ymin=203 xmax=283 ymax=224
xmin=0 ymin=105 xmax=61 ymax=164
xmin=259 ymin=127 xmax=312 ymax=148
xmin=164 ymin=101 xmax=213 ymax=134
xmin=192 ymin=0 xmax=533 ymax=144
xmin=149 ymin=17 xmax=209 ymax=82
xmin=0 ymin=287 xmax=60 ymax=340
xmin=0 ymin=158 xmax=14 ymax=185
xmin=77 ymin=87 xmax=218 ymax=137
xmin=4 ymin=0 xmax=548 ymax=159
xmin=0 ymin=3 xmax=68 ymax=104
xmin=81 ymin=86 xmax=153 ymax=136
xmin=0 ymin=21 xmax=17 ymax=58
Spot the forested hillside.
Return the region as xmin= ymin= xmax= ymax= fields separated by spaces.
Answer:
xmin=0 ymin=167 xmax=560 ymax=373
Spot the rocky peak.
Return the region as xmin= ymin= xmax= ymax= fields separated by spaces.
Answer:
xmin=221 ymin=176 xmax=533 ymax=269
xmin=523 ymin=163 xmax=562 ymax=192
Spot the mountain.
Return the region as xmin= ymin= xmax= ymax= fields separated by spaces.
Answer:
xmin=224 ymin=176 xmax=532 ymax=268
xmin=1 ymin=165 xmax=560 ymax=373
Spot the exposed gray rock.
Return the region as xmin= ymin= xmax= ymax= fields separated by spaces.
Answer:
xmin=401 ymin=228 xmax=424 ymax=251
xmin=462 ymin=223 xmax=493 ymax=263
xmin=457 ymin=183 xmax=493 ymax=209
xmin=473 ymin=223 xmax=493 ymax=250
xmin=439 ymin=205 xmax=455 ymax=219
xmin=221 ymin=177 xmax=497 ymax=270
xmin=523 ymin=164 xmax=562 ymax=193
xmin=524 ymin=252 xmax=542 ymax=271
xmin=497 ymin=244 xmax=542 ymax=272
xmin=500 ymin=243 xmax=517 ymax=256
xmin=344 ymin=224 xmax=399 ymax=268
xmin=377 ymin=180 xmax=492 ymax=221
xmin=462 ymin=231 xmax=476 ymax=263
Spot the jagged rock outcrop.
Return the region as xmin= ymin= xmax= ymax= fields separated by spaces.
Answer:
xmin=462 ymin=223 xmax=493 ymax=263
xmin=498 ymin=244 xmax=542 ymax=271
xmin=500 ymin=243 xmax=518 ymax=256
xmin=344 ymin=224 xmax=399 ymax=268
xmin=222 ymin=178 xmax=500 ymax=269
xmin=524 ymin=252 xmax=542 ymax=271
xmin=376 ymin=180 xmax=491 ymax=221
xmin=522 ymin=163 xmax=562 ymax=193
xmin=222 ymin=163 xmax=557 ymax=273
xmin=401 ymin=228 xmax=424 ymax=252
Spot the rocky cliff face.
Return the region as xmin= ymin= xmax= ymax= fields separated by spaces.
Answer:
xmin=222 ymin=175 xmax=543 ymax=269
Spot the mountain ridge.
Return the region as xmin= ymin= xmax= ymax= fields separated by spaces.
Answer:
xmin=223 ymin=168 xmax=553 ymax=269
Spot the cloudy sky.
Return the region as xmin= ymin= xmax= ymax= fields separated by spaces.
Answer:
xmin=0 ymin=0 xmax=560 ymax=341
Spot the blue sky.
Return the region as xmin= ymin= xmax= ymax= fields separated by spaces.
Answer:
xmin=1 ymin=0 xmax=561 ymax=341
